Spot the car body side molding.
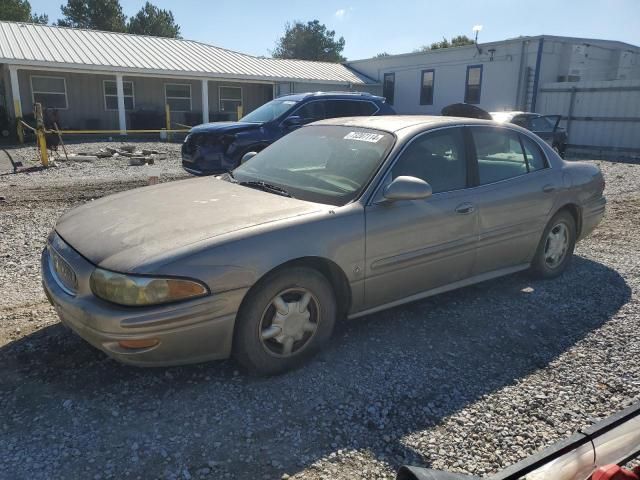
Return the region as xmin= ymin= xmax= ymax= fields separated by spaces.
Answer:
xmin=349 ymin=263 xmax=529 ymax=319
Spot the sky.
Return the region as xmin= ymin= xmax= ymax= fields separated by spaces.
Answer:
xmin=28 ymin=0 xmax=640 ymax=60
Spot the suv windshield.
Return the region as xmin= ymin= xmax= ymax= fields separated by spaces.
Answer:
xmin=240 ymin=99 xmax=298 ymax=123
xmin=231 ymin=125 xmax=395 ymax=206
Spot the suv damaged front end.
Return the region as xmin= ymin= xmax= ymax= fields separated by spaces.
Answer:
xmin=181 ymin=131 xmax=240 ymax=175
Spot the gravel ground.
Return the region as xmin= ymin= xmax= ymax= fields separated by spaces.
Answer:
xmin=0 ymin=143 xmax=639 ymax=480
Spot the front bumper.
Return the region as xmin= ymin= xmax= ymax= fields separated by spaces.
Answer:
xmin=181 ymin=149 xmax=236 ymax=175
xmin=42 ymin=233 xmax=247 ymax=366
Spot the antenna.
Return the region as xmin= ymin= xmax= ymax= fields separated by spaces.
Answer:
xmin=473 ymin=25 xmax=483 ymax=54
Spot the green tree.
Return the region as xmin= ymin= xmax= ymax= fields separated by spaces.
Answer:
xmin=414 ymin=35 xmax=475 ymax=52
xmin=57 ymin=0 xmax=126 ymax=32
xmin=127 ymin=2 xmax=181 ymax=38
xmin=272 ymin=20 xmax=346 ymax=62
xmin=0 ymin=0 xmax=48 ymax=24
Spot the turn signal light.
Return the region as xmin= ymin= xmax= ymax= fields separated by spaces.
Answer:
xmin=118 ymin=339 xmax=160 ymax=350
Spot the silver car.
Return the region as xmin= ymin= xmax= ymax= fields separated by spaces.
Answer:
xmin=42 ymin=116 xmax=606 ymax=374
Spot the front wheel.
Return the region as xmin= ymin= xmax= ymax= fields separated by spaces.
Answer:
xmin=530 ymin=210 xmax=576 ymax=278
xmin=233 ymin=267 xmax=337 ymax=375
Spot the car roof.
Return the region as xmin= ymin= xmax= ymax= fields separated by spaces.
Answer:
xmin=490 ymin=111 xmax=540 ymax=119
xmin=277 ymin=91 xmax=385 ymax=102
xmin=311 ymin=115 xmax=501 ymax=133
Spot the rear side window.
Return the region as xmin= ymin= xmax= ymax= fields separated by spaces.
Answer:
xmin=471 ymin=128 xmax=528 ymax=184
xmin=530 ymin=116 xmax=555 ymax=132
xmin=520 ymin=134 xmax=548 ymax=171
xmin=392 ymin=127 xmax=467 ymax=194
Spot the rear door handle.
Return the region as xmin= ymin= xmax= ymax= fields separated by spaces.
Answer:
xmin=543 ymin=184 xmax=556 ymax=193
xmin=455 ymin=203 xmax=475 ymax=214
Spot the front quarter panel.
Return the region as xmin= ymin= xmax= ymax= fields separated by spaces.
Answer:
xmin=142 ymin=204 xmax=367 ymax=313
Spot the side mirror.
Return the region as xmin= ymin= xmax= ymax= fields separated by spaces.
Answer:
xmin=241 ymin=151 xmax=258 ymax=164
xmin=383 ymin=176 xmax=432 ymax=202
xmin=283 ymin=115 xmax=303 ymax=129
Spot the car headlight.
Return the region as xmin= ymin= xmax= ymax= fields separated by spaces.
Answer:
xmin=90 ymin=268 xmax=208 ymax=306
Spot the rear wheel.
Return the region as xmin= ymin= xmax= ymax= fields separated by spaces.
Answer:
xmin=233 ymin=267 xmax=336 ymax=375
xmin=530 ymin=210 xmax=576 ymax=278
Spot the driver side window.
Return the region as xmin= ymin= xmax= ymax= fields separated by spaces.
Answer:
xmin=391 ymin=128 xmax=468 ymax=194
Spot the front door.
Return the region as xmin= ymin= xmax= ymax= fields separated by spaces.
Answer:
xmin=468 ymin=126 xmax=558 ymax=274
xmin=364 ymin=127 xmax=478 ymax=309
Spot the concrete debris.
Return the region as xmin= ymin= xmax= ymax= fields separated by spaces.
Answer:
xmin=65 ymin=145 xmax=166 ymax=166
xmin=68 ymin=155 xmax=98 ymax=162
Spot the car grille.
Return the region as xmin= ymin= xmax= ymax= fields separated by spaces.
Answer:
xmin=48 ymin=245 xmax=78 ymax=295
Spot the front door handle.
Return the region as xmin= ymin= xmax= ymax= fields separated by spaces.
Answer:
xmin=542 ymin=184 xmax=556 ymax=193
xmin=455 ymin=203 xmax=475 ymax=214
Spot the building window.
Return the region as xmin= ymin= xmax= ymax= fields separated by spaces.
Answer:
xmin=464 ymin=65 xmax=483 ymax=104
xmin=420 ymin=69 xmax=435 ymax=105
xmin=219 ymin=86 xmax=242 ymax=118
xmin=103 ymin=80 xmax=134 ymax=111
xmin=383 ymin=73 xmax=395 ymax=105
xmin=165 ymin=83 xmax=192 ymax=112
xmin=31 ymin=76 xmax=68 ymax=109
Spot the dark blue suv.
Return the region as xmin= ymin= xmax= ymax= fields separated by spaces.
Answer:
xmin=181 ymin=92 xmax=395 ymax=175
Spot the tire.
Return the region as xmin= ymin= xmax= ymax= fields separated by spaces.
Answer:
xmin=233 ymin=267 xmax=337 ymax=375
xmin=530 ymin=210 xmax=577 ymax=279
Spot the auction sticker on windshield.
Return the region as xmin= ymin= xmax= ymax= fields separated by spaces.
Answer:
xmin=344 ymin=131 xmax=384 ymax=143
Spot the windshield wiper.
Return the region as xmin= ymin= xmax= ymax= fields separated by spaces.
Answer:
xmin=239 ymin=181 xmax=292 ymax=198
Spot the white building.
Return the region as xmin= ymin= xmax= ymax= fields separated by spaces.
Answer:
xmin=346 ymin=35 xmax=640 ymax=154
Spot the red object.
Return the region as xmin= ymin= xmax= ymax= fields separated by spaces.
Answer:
xmin=591 ymin=465 xmax=640 ymax=480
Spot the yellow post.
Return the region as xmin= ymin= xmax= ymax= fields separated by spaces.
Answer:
xmin=14 ymin=99 xmax=24 ymax=144
xmin=34 ymin=103 xmax=48 ymax=167
xmin=236 ymin=105 xmax=243 ymax=120
xmin=165 ymin=104 xmax=172 ymax=142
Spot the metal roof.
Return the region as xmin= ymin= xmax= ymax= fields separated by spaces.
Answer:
xmin=0 ymin=21 xmax=373 ymax=85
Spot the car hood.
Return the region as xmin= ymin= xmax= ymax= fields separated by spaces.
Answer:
xmin=55 ymin=177 xmax=321 ymax=272
xmin=189 ymin=121 xmax=262 ymax=135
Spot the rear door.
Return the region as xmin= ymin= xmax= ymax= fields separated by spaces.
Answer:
xmin=363 ymin=126 xmax=478 ymax=308
xmin=468 ymin=126 xmax=558 ymax=273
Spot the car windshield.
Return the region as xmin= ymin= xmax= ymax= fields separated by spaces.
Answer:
xmin=231 ymin=125 xmax=395 ymax=206
xmin=239 ymin=99 xmax=298 ymax=123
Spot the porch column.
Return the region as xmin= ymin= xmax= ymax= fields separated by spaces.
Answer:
xmin=8 ymin=65 xmax=22 ymax=119
xmin=8 ymin=66 xmax=23 ymax=142
xmin=115 ymin=73 xmax=127 ymax=135
xmin=201 ymin=79 xmax=209 ymax=124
